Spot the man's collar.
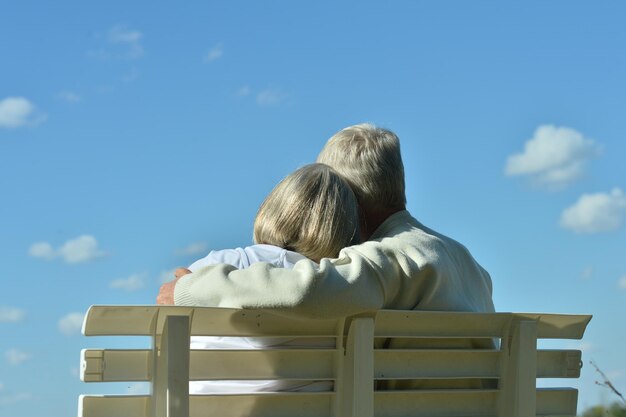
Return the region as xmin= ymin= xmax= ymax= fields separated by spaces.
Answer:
xmin=370 ymin=210 xmax=412 ymax=240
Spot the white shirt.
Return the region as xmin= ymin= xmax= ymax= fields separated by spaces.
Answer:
xmin=188 ymin=244 xmax=332 ymax=394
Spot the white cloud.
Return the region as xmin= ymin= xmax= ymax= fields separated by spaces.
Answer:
xmin=28 ymin=242 xmax=55 ymax=260
xmin=0 ymin=306 xmax=25 ymax=323
xmin=0 ymin=382 xmax=4 ymax=391
xmin=175 ymin=242 xmax=208 ymax=256
xmin=256 ymin=88 xmax=287 ymax=106
xmin=58 ymin=312 xmax=85 ymax=336
xmin=110 ymin=273 xmax=145 ymax=291
xmin=560 ymin=188 xmax=626 ymax=233
xmin=29 ymin=235 xmax=106 ymax=264
xmin=205 ymin=43 xmax=223 ymax=62
xmin=0 ymin=97 xmax=43 ymax=128
xmin=618 ymin=275 xmax=626 ymax=290
xmin=58 ymin=91 xmax=82 ymax=103
xmin=108 ymin=25 xmax=144 ymax=59
xmin=5 ymin=349 xmax=30 ymax=365
xmin=505 ymin=125 xmax=601 ymax=189
xmin=59 ymin=235 xmax=106 ymax=263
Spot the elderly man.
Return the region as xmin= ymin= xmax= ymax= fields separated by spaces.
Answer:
xmin=158 ymin=123 xmax=494 ymax=323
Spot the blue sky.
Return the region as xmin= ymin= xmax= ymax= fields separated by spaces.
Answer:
xmin=1 ymin=1 xmax=626 ymax=415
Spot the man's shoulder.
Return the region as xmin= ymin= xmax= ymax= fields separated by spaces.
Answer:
xmin=367 ymin=210 xmax=477 ymax=262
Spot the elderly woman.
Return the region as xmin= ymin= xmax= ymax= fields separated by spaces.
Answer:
xmin=182 ymin=163 xmax=360 ymax=393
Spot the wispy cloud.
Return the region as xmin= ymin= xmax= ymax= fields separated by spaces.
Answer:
xmin=60 ymin=235 xmax=100 ymax=262
xmin=256 ymin=88 xmax=288 ymax=106
xmin=175 ymin=242 xmax=208 ymax=256
xmin=0 ymin=97 xmax=45 ymax=128
xmin=28 ymin=235 xmax=106 ymax=264
xmin=110 ymin=273 xmax=145 ymax=291
xmin=0 ymin=306 xmax=26 ymax=323
xmin=108 ymin=25 xmax=144 ymax=59
xmin=560 ymin=188 xmax=626 ymax=233
xmin=88 ymin=24 xmax=144 ymax=61
xmin=5 ymin=349 xmax=30 ymax=365
xmin=204 ymin=43 xmax=223 ymax=62
xmin=58 ymin=312 xmax=85 ymax=336
xmin=618 ymin=275 xmax=626 ymax=290
xmin=505 ymin=125 xmax=601 ymax=189
xmin=28 ymin=242 xmax=55 ymax=260
xmin=57 ymin=91 xmax=82 ymax=103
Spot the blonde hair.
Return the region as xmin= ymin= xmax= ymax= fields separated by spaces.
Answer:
xmin=253 ymin=163 xmax=360 ymax=262
xmin=316 ymin=123 xmax=406 ymax=212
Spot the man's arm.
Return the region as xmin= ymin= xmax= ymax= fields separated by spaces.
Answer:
xmin=170 ymin=243 xmax=398 ymax=318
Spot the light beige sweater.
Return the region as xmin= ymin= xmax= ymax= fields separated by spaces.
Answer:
xmin=175 ymin=210 xmax=495 ymax=318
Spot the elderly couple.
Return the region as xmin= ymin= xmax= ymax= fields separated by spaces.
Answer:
xmin=158 ymin=123 xmax=494 ymax=318
xmin=158 ymin=123 xmax=495 ymax=392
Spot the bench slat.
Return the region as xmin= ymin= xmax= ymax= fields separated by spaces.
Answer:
xmin=190 ymin=392 xmax=333 ymax=417
xmin=80 ymin=393 xmax=333 ymax=417
xmin=83 ymin=305 xmax=340 ymax=337
xmin=375 ymin=349 xmax=581 ymax=379
xmin=373 ymin=311 xmax=591 ymax=339
xmin=373 ymin=388 xmax=577 ymax=417
xmin=81 ymin=349 xmax=337 ymax=382
xmin=537 ymin=350 xmax=582 ymax=378
xmin=80 ymin=389 xmax=577 ymax=417
xmin=81 ymin=348 xmax=582 ymax=382
xmin=79 ymin=395 xmax=149 ymax=417
xmin=536 ymin=388 xmax=579 ymax=416
xmin=375 ymin=389 xmax=497 ymax=417
xmin=81 ymin=349 xmax=152 ymax=382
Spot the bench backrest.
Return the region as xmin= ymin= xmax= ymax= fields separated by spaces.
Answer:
xmin=79 ymin=306 xmax=591 ymax=417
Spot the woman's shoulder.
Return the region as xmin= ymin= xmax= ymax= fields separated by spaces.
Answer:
xmin=244 ymin=244 xmax=307 ymax=268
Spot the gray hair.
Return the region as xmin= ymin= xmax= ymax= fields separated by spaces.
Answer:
xmin=253 ymin=163 xmax=360 ymax=262
xmin=316 ymin=123 xmax=406 ymax=211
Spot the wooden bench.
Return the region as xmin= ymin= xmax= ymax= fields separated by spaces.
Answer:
xmin=78 ymin=305 xmax=591 ymax=417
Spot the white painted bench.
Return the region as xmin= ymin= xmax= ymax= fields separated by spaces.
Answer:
xmin=78 ymin=305 xmax=591 ymax=417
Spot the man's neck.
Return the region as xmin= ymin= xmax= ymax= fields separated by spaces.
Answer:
xmin=360 ymin=206 xmax=405 ymax=240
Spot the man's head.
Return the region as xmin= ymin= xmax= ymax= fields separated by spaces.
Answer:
xmin=317 ymin=123 xmax=406 ymax=216
xmin=253 ymin=163 xmax=360 ymax=262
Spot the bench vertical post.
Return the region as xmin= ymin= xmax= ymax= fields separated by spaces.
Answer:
xmin=152 ymin=315 xmax=190 ymax=417
xmin=497 ymin=319 xmax=538 ymax=417
xmin=341 ymin=317 xmax=374 ymax=417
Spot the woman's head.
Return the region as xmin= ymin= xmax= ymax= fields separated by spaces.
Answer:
xmin=253 ymin=163 xmax=360 ymax=262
